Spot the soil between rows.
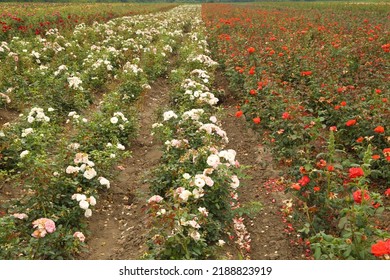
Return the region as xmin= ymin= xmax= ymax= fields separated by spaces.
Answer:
xmin=83 ymin=77 xmax=170 ymax=260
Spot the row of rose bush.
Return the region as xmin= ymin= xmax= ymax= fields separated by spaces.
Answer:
xmin=143 ymin=5 xmax=251 ymax=260
xmin=202 ymin=3 xmax=389 ymax=259
xmin=0 ymin=6 xmax=187 ymax=259
xmin=0 ymin=2 xmax=176 ymax=41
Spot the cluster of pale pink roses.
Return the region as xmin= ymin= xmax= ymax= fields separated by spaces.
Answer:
xmin=66 ymin=152 xmax=97 ymax=180
xmin=31 ymin=218 xmax=56 ymax=238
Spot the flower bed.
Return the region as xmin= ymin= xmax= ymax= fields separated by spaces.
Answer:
xmin=0 ymin=5 xmax=188 ymax=260
xmin=202 ymin=2 xmax=389 ymax=260
xmin=144 ymin=5 xmax=250 ymax=260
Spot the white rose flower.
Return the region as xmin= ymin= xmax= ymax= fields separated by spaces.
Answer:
xmin=68 ymin=143 xmax=80 ymax=150
xmin=190 ymin=231 xmax=201 ymax=241
xmin=179 ymin=190 xmax=192 ymax=202
xmin=88 ymin=196 xmax=96 ymax=206
xmin=20 ymin=150 xmax=29 ymax=158
xmin=188 ymin=220 xmax=200 ymax=229
xmin=194 ymin=176 xmax=205 ymax=188
xmin=79 ymin=200 xmax=89 ymax=210
xmin=182 ymin=173 xmax=191 ymax=180
xmin=21 ymin=128 xmax=34 ymax=137
xmin=209 ymin=116 xmax=217 ymax=123
xmin=117 ymin=143 xmax=125 ymax=150
xmin=198 ymin=207 xmax=209 ymax=217
xmin=110 ymin=117 xmax=119 ymax=124
xmin=84 ymin=209 xmax=92 ymax=218
xmin=192 ymin=188 xmax=204 ymax=199
xmin=230 ymin=175 xmax=240 ymax=189
xmin=83 ymin=167 xmax=97 ymax=180
xmin=73 ymin=194 xmax=87 ymax=202
xmin=163 ymin=110 xmax=178 ymax=121
xmin=79 ymin=164 xmax=86 ymax=172
xmin=217 ymin=240 xmax=226 ymax=247
xmin=207 ymin=154 xmax=220 ymax=168
xmin=99 ymin=177 xmax=110 ymax=189
xmin=66 ymin=165 xmax=79 ymax=174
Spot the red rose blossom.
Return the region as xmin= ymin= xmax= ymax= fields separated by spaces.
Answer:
xmin=253 ymin=117 xmax=261 ymax=124
xmin=346 ymin=119 xmax=357 ymax=127
xmin=298 ymin=175 xmax=310 ymax=187
xmin=247 ymin=47 xmax=255 ymax=54
xmin=349 ymin=167 xmax=364 ymax=179
xmin=353 ymin=189 xmax=370 ymax=204
xmin=374 ymin=126 xmax=385 ymax=133
xmin=371 ymin=239 xmax=390 ymax=257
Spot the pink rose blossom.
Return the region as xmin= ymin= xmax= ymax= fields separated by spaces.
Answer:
xmin=73 ymin=231 xmax=86 ymax=242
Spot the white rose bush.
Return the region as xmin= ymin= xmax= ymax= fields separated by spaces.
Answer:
xmin=0 ymin=5 xmax=192 ymax=259
xmin=145 ymin=6 xmax=250 ymax=260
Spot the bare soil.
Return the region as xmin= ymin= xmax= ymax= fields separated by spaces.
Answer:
xmin=0 ymin=108 xmax=18 ymax=127
xmin=82 ymin=77 xmax=170 ymax=260
xmin=216 ymin=73 xmax=305 ymax=260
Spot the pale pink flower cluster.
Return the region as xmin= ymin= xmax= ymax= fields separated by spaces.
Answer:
xmin=31 ymin=218 xmax=56 ymax=238
xmin=194 ymin=173 xmax=214 ymax=188
xmin=165 ymin=139 xmax=189 ymax=150
xmin=198 ymin=91 xmax=219 ymax=106
xmin=175 ymin=187 xmax=192 ymax=202
xmin=66 ymin=152 xmax=97 ymax=180
xmin=148 ymin=195 xmax=163 ymax=204
xmin=230 ymin=175 xmax=240 ymax=189
xmin=181 ymin=109 xmax=204 ymax=121
xmin=73 ymin=231 xmax=86 ymax=242
xmin=218 ymin=149 xmax=237 ymax=165
xmin=199 ymin=123 xmax=229 ymax=143
xmin=13 ymin=213 xmax=28 ymax=220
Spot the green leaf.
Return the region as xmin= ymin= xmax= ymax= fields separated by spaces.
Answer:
xmin=338 ymin=216 xmax=348 ymax=229
xmin=314 ymin=246 xmax=322 ymax=259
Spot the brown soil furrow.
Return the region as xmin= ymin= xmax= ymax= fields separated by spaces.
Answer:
xmin=217 ymin=76 xmax=305 ymax=260
xmin=83 ymin=77 xmax=170 ymax=260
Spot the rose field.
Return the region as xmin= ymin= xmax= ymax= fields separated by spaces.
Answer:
xmin=0 ymin=2 xmax=389 ymax=260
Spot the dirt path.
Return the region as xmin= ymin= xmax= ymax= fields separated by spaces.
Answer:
xmin=84 ymin=77 xmax=170 ymax=260
xmin=217 ymin=75 xmax=305 ymax=260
